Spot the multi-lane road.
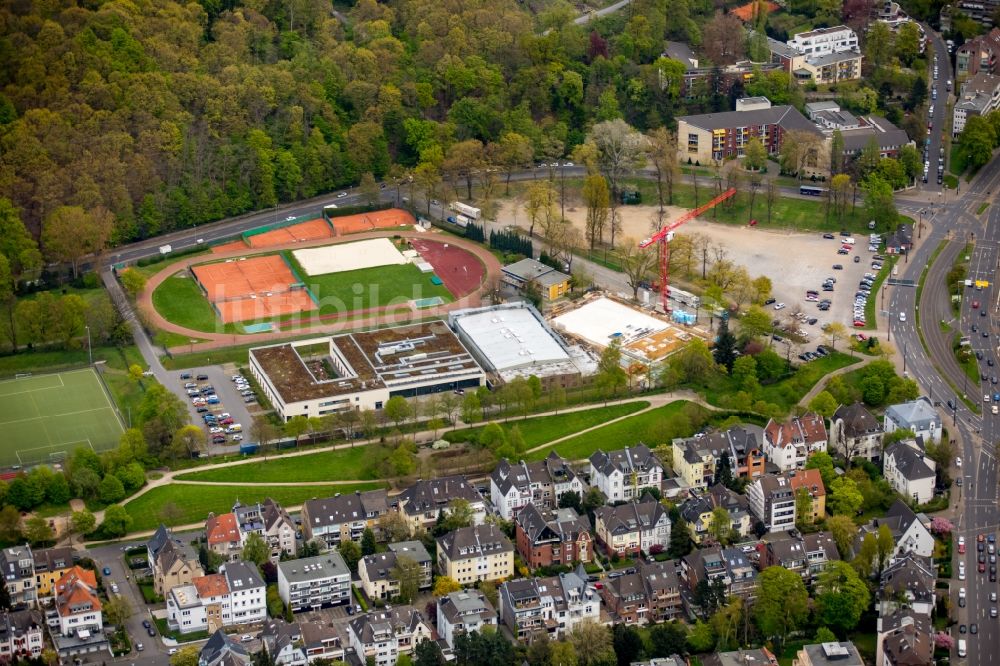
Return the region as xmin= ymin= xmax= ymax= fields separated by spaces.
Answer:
xmin=887 ymin=31 xmax=1000 ymax=665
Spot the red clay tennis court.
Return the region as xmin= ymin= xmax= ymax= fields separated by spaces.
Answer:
xmin=247 ymin=218 xmax=334 ymax=248
xmin=332 ymin=209 xmax=416 ymax=235
xmin=191 ymin=255 xmax=315 ymax=324
xmin=409 ymin=239 xmax=484 ymax=297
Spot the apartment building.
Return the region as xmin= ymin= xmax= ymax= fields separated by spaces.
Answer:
xmin=301 ymin=490 xmax=389 ymax=549
xmin=498 ymin=571 xmax=600 ymax=641
xmin=787 ymin=469 xmax=826 ymax=524
xmin=277 ymin=554 xmax=351 ymax=613
xmin=436 ymin=590 xmax=497 ymax=649
xmin=347 ymin=607 xmax=432 ymax=666
xmin=601 ymin=560 xmax=683 ymax=624
xmin=698 ymin=425 xmax=767 ymax=479
xmin=51 ymin=566 xmax=108 ymax=658
xmin=883 ymin=440 xmax=937 ymax=505
xmin=593 ymin=497 xmax=671 ymax=557
xmin=0 ymin=610 xmax=43 ymax=660
xmin=32 ymin=547 xmax=73 ymax=598
xmin=205 ymin=513 xmax=242 ymax=563
xmin=148 ymin=525 xmax=204 ymax=597
xmin=166 ymin=562 xmax=267 ymax=634
xmin=0 ymin=547 xmax=35 ymax=607
xmin=393 ymin=476 xmax=486 ymax=534
xmin=671 ymin=437 xmax=715 ymax=489
xmin=436 ymin=525 xmax=514 ymax=585
xmin=358 ymin=541 xmax=432 ymax=601
xmin=514 ymin=504 xmax=593 ymax=568
xmin=681 ymin=547 xmax=758 ymax=602
xmin=747 ymin=474 xmax=797 ymax=532
xmin=883 ymin=397 xmax=943 ymax=443
xmin=589 ymin=445 xmax=664 ymax=502
xmin=234 ymin=498 xmax=299 ymax=559
xmin=763 ymin=413 xmax=828 ymax=472
xmin=300 ymin=621 xmax=345 ymax=663
xmin=490 ymin=453 xmax=584 ymax=520
xmin=787 ymin=26 xmax=859 ymax=55
xmin=956 ymin=28 xmax=1000 ymax=78
xmin=829 ymin=403 xmax=885 ymax=463
xmin=679 ymin=485 xmax=753 ymax=544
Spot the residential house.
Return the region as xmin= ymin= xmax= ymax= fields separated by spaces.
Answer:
xmin=589 ymin=445 xmax=665 ymax=503
xmin=763 ymin=414 xmax=828 ymax=472
xmin=954 ymin=72 xmax=1000 ymax=135
xmin=393 ymin=476 xmax=486 ymax=534
xmin=746 ymin=474 xmax=796 ymax=532
xmin=51 ymin=566 xmax=108 ymax=658
xmin=698 ymin=425 xmax=767 ymax=479
xmin=681 ymin=547 xmax=758 ymax=602
xmin=501 ymin=259 xmax=571 ymax=301
xmin=631 ymin=658 xmax=687 ymax=666
xmin=838 ymin=116 xmax=912 ymax=161
xmin=664 ymin=41 xmax=699 ymax=69
xmin=760 ymin=531 xmax=839 ymax=580
xmin=676 ymin=100 xmax=822 ymax=164
xmin=260 ymin=619 xmax=306 ymax=666
xmin=32 ymin=547 xmax=73 ymax=598
xmin=877 ymin=613 xmax=934 ymax=666
xmin=787 ymin=469 xmax=826 ymax=524
xmin=148 ymin=525 xmax=204 ymax=597
xmin=830 ymin=403 xmax=885 ymax=462
xmin=956 ymin=28 xmax=1000 ymax=78
xmin=199 ymin=629 xmax=252 ymax=666
xmin=166 ymin=562 xmax=267 ymax=634
xmin=436 ymin=590 xmax=497 ymax=649
xmin=883 ymin=397 xmax=943 ymax=443
xmin=300 ymin=490 xmax=389 ymax=549
xmin=277 ymin=553 xmax=351 ymax=613
xmin=300 ymin=621 xmax=345 ymax=663
xmin=593 ymin=496 xmax=671 ymax=557
xmin=234 ymin=498 xmax=299 ymax=559
xmin=206 ymin=513 xmax=242 ymax=563
xmin=879 ymin=553 xmax=936 ymax=617
xmin=601 ymin=560 xmax=683 ymax=625
xmin=358 ymin=541 xmax=433 ymax=601
xmin=490 ymin=453 xmax=584 ymax=520
xmin=514 ymin=504 xmax=593 ymax=568
xmin=671 ymin=437 xmax=715 ymax=490
xmin=857 ymin=500 xmax=934 ymax=559
xmin=0 ymin=609 xmax=42 ymax=660
xmin=883 ymin=440 xmax=937 ymax=505
xmin=0 ymin=547 xmax=35 ymax=607
xmin=703 ymin=647 xmax=778 ymax=666
xmin=498 ymin=571 xmax=600 ymax=640
xmin=437 ymin=524 xmax=514 ymax=585
xmin=791 ymin=642 xmax=864 ymax=666
xmin=679 ymin=485 xmax=753 ymax=544
xmin=347 ymin=607 xmax=432 ymax=666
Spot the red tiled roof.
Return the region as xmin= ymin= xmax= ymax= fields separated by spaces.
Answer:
xmin=788 ymin=468 xmax=826 ymax=498
xmin=55 ymin=567 xmax=100 ymax=617
xmin=193 ymin=574 xmax=229 ymax=599
xmin=206 ymin=512 xmax=241 ymax=546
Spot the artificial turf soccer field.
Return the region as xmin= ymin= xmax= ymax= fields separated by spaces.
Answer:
xmin=0 ymin=368 xmax=124 ymax=467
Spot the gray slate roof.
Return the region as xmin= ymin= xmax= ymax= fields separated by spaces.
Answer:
xmin=834 ymin=402 xmax=883 ymax=437
xmin=396 ymin=476 xmax=481 ymax=516
xmin=885 ymin=441 xmax=935 ymax=482
xmin=885 ymin=397 xmax=939 ymax=431
xmin=677 ymin=105 xmax=821 ymax=135
xmin=437 ymin=524 xmax=513 ymax=562
xmin=593 ymin=496 xmax=668 ymax=536
xmin=590 ymin=445 xmax=662 ymax=477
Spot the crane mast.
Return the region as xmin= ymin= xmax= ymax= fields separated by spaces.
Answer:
xmin=639 ymin=187 xmax=738 ymax=314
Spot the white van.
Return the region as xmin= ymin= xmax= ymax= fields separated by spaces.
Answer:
xmin=844 ymin=237 xmax=856 ymax=245
xmin=958 ymin=639 xmax=967 ymax=657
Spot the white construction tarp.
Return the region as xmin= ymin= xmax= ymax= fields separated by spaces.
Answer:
xmin=292 ymin=238 xmax=407 ymax=275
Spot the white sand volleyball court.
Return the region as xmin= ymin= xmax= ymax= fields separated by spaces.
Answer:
xmin=291 ymin=238 xmax=408 ymax=276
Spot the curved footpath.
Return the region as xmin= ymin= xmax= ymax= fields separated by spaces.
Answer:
xmin=138 ymin=229 xmax=502 ymax=352
xmin=90 ymin=391 xmax=715 ymax=538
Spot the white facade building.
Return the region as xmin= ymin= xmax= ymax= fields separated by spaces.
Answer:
xmin=277 ymin=554 xmax=351 ymax=613
xmin=166 ymin=562 xmax=266 ymax=634
xmin=589 ymin=445 xmax=664 ymax=503
xmin=787 ymin=26 xmax=859 ymax=55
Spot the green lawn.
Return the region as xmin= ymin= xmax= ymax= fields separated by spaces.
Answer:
xmin=950 ymin=142 xmax=968 ymax=177
xmin=121 ymin=481 xmax=385 ymax=532
xmin=176 ymin=446 xmax=380 ymax=483
xmin=151 ymin=272 xmax=232 ymax=334
xmin=529 ymin=401 xmax=703 ymax=460
xmin=283 ymin=250 xmax=454 ymax=314
xmin=443 ymin=402 xmax=649 ymax=447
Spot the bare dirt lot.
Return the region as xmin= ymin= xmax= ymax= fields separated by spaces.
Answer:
xmin=499 ymin=199 xmax=883 ymax=337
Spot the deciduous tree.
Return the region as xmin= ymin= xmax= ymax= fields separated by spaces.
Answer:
xmin=754 ymin=566 xmax=809 ymax=653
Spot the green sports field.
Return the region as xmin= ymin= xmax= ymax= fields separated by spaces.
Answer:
xmin=0 ymin=368 xmax=125 ymax=467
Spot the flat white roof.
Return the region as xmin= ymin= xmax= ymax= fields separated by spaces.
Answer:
xmin=552 ymin=297 xmax=667 ymax=348
xmin=454 ymin=308 xmax=570 ymax=372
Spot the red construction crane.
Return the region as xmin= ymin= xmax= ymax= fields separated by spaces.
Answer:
xmin=639 ymin=187 xmax=737 ymax=314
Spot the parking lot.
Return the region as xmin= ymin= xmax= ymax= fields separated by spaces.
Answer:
xmin=685 ymin=221 xmax=886 ymax=339
xmin=169 ymin=364 xmax=259 ymax=455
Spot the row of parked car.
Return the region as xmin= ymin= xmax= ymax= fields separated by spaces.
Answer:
xmin=797 ymin=344 xmax=832 ymax=362
xmin=179 ymin=374 xmax=244 ymax=445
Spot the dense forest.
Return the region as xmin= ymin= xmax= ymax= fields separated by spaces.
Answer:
xmin=0 ymin=0 xmax=717 ymax=246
